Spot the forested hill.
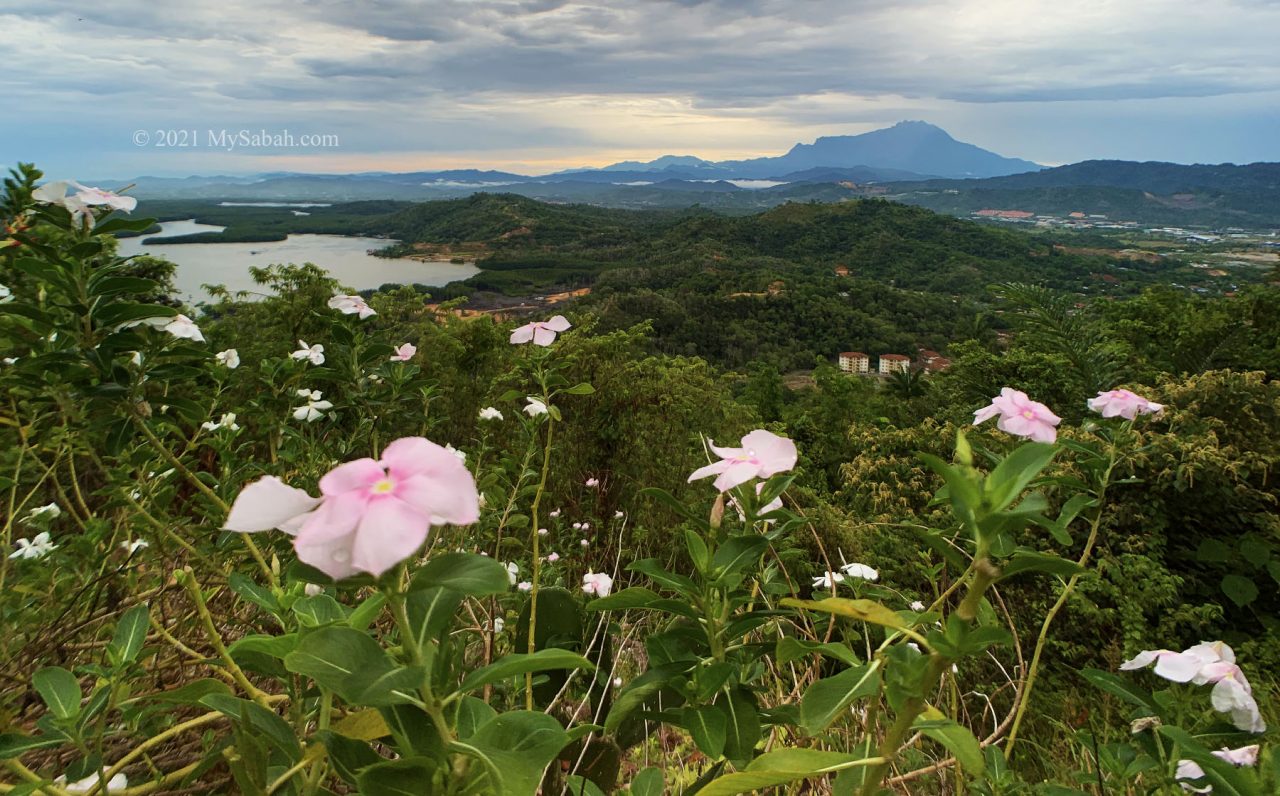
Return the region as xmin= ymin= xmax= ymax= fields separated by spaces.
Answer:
xmin=372 ymin=193 xmax=1130 ymax=295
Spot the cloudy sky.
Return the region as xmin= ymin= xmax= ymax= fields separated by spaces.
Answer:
xmin=3 ymin=0 xmax=1278 ymax=177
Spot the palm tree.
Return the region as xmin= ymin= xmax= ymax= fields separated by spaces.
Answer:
xmin=885 ymin=367 xmax=928 ymax=400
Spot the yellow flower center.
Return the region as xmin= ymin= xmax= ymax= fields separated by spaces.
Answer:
xmin=372 ymin=478 xmax=395 ymax=495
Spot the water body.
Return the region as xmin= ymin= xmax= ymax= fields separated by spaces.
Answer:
xmin=117 ymin=220 xmax=479 ymax=302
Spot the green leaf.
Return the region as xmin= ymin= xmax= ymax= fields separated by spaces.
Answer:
xmin=563 ymin=382 xmax=596 ymax=395
xmin=715 ymin=689 xmax=760 ymax=765
xmin=346 ymin=592 xmax=387 ymax=632
xmin=314 ymin=730 xmax=382 ymax=786
xmin=93 ymin=216 xmax=158 ymax=235
xmin=284 ymin=626 xmax=414 ymax=704
xmin=228 ymin=573 xmax=279 ymax=615
xmin=1221 ymin=574 xmax=1259 ymax=607
xmin=409 ymin=553 xmax=510 ymax=596
xmin=0 ymin=733 xmax=67 ymax=759
xmin=229 ymin=633 xmax=298 ymax=662
xmin=32 ymin=667 xmax=81 ymax=721
xmin=799 ymin=662 xmax=881 ymax=735
xmin=604 ymin=662 xmax=693 ymax=732
xmin=452 ymin=711 xmax=571 ymax=795
xmin=93 ymin=302 xmax=176 ymax=328
xmin=108 ymin=604 xmax=150 ymax=666
xmin=684 ymin=529 xmax=710 ymax=573
xmin=628 ymin=558 xmax=698 ymax=595
xmin=456 ymin=649 xmax=594 ymax=696
xmin=292 ymin=594 xmax=348 ymax=627
xmin=404 ymin=587 xmax=464 ymax=654
xmin=710 ymin=535 xmax=769 ymax=579
xmin=356 ymin=757 xmax=439 ymax=795
xmin=681 ymin=705 xmax=727 ymax=758
xmin=999 ymin=550 xmax=1086 ymax=580
xmin=629 ymin=767 xmax=665 ymax=796
xmin=586 ymin=587 xmax=664 ymax=611
xmin=775 ymin=637 xmax=860 ymax=667
xmin=1078 ymin=668 xmax=1157 ymax=712
xmin=199 ymin=694 xmax=302 ymax=763
xmin=913 ymin=706 xmax=984 ymax=776
xmin=782 ymin=597 xmax=906 ymax=629
xmin=984 ymin=443 xmax=1058 ymax=512
xmin=1197 ymin=539 xmax=1233 ymax=563
xmin=698 ymin=749 xmax=878 ymax=796
xmin=918 ymin=452 xmax=981 ymax=535
xmin=89 ymin=276 xmax=160 ymax=298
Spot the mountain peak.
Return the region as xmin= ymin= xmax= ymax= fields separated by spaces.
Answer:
xmin=596 ymin=121 xmax=1040 ymax=180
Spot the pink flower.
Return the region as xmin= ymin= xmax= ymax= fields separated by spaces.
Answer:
xmin=688 ymin=429 xmax=798 ymax=492
xmin=579 ymin=538 xmax=589 ymax=547
xmin=585 ymin=477 xmax=599 ymax=488
xmin=34 ymin=180 xmax=137 ymax=226
xmin=973 ymin=388 xmax=1062 ymax=443
xmin=510 ymin=315 xmax=571 ymax=346
xmin=582 ymin=571 xmax=613 ymax=597
xmin=328 ymin=294 xmax=376 ymax=319
xmin=291 ymin=340 xmax=325 ymax=365
xmin=546 ymin=552 xmax=560 ymax=562
xmin=1121 ymin=641 xmax=1265 ymax=733
xmin=223 ymin=436 xmax=480 ymax=579
xmin=1088 ymin=389 xmax=1163 ymax=420
xmin=390 ymin=343 xmax=416 ymax=362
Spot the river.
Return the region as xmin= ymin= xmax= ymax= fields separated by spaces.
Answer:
xmin=116 ymin=220 xmax=480 ymax=302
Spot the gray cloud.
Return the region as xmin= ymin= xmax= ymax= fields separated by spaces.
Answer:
xmin=2 ymin=0 xmax=1278 ymax=174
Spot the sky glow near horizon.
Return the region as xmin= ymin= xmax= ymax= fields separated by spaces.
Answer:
xmin=2 ymin=0 xmax=1278 ymax=177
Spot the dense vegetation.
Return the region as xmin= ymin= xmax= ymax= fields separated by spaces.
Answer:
xmin=2 ymin=164 xmax=1276 ymax=795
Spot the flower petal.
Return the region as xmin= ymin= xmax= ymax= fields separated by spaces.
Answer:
xmin=351 ymin=497 xmax=431 ymax=577
xmin=318 ymin=458 xmax=384 ymax=496
xmin=223 ymin=476 xmax=321 ymax=532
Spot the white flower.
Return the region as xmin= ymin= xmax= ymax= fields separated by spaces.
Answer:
xmin=572 ymin=522 xmax=582 ymax=531
xmin=537 ymin=527 xmax=548 ymax=536
xmin=0 ymin=284 xmax=11 ymax=303
xmin=549 ymin=509 xmax=561 ymax=518
xmin=524 ymin=397 xmax=548 ymax=417
xmin=813 ymin=571 xmax=844 ymax=589
xmin=478 ymin=406 xmax=504 ymax=421
xmin=585 ymin=477 xmax=599 ymax=488
xmin=581 ymin=522 xmax=590 ymax=531
xmin=328 ymin=294 xmax=376 ymax=319
xmin=291 ymin=340 xmax=325 ymax=365
xmin=129 ymin=351 xmax=143 ymax=366
xmin=445 ymin=444 xmax=466 ymax=463
xmin=504 ymin=562 xmax=519 ymax=586
xmin=614 ymin=511 xmax=625 ymax=519
xmin=10 ymin=532 xmax=57 ymax=560
xmin=579 ymin=538 xmax=589 ymax=548
xmin=1121 ymin=640 xmax=1266 ymax=733
xmin=35 ymin=180 xmax=136 ymax=227
xmin=292 ymin=390 xmax=333 ymax=423
xmin=54 ymin=772 xmax=129 ymax=794
xmin=135 ymin=313 xmax=204 ymax=342
xmin=304 ymin=583 xmax=324 ymax=597
xmin=582 ymin=571 xmax=613 ymax=597
xmin=201 ymin=412 xmax=240 ymax=432
xmin=1213 ymin=744 xmax=1260 ymax=767
xmin=517 ymin=581 xmax=533 ymax=592
xmin=612 ymin=677 xmax=623 ymax=688
xmin=2 ymin=357 xmax=17 ymax=365
xmin=490 ymin=617 xmax=505 ymax=633
xmin=1174 ymin=759 xmax=1212 ymax=793
xmin=120 ymin=539 xmax=149 ymax=556
xmin=25 ymin=502 xmax=62 ymax=522
xmin=840 ymin=562 xmax=879 ymax=581
xmin=215 ymin=348 xmax=240 ymax=369
xmin=546 ymin=552 xmax=560 ymax=562
xmin=910 ymin=600 xmax=927 ymax=612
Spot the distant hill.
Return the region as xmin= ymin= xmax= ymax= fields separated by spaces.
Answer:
xmin=915 ymin=159 xmax=1280 ymax=194
xmin=716 ymin=122 xmax=1042 ymax=179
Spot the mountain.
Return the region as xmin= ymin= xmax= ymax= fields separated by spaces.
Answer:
xmin=590 ymin=121 xmax=1041 ymax=180
xmin=716 ymin=121 xmax=1042 ymax=179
